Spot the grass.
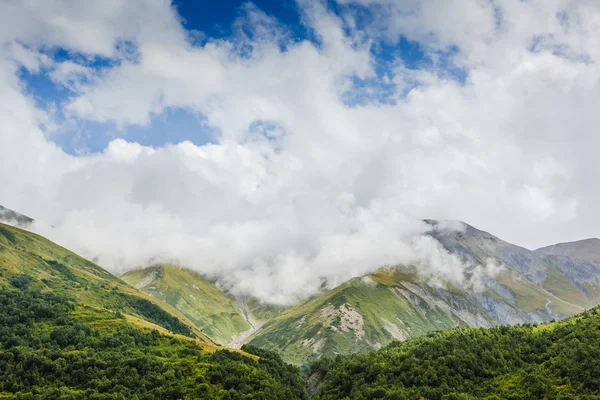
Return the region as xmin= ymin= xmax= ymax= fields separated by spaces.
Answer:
xmin=542 ymin=266 xmax=591 ymax=308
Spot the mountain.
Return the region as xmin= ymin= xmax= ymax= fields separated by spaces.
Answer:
xmin=121 ymin=265 xmax=253 ymax=345
xmin=8 ymin=212 xmax=599 ymax=367
xmin=247 ymin=221 xmax=600 ymax=365
xmin=430 ymin=221 xmax=600 ymax=308
xmin=0 ymin=222 xmax=214 ymax=345
xmin=536 ymin=238 xmax=600 ymax=266
xmin=246 ymin=266 xmax=583 ymax=365
xmin=0 ymin=204 xmax=33 ymax=226
xmin=311 ymin=305 xmax=600 ymax=399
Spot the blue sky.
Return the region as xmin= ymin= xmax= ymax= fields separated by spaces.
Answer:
xmin=20 ymin=0 xmax=442 ymax=155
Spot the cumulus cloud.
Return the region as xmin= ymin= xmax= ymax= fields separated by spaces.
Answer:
xmin=0 ymin=0 xmax=599 ymax=303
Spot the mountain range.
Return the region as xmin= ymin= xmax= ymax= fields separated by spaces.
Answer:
xmin=120 ymin=218 xmax=600 ymax=365
xmin=2 ymin=203 xmax=600 ymax=397
xmin=2 ymin=203 xmax=600 ymax=366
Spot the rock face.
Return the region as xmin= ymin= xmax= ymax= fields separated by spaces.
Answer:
xmin=429 ymin=221 xmax=600 ymax=309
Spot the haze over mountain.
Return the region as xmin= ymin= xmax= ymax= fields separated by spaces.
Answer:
xmin=4 ymin=201 xmax=599 ymax=364
xmin=245 ymin=221 xmax=600 ymax=364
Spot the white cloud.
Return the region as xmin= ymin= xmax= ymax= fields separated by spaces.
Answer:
xmin=0 ymin=0 xmax=599 ymax=303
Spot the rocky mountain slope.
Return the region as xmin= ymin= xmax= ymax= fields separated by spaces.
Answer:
xmin=246 ymin=267 xmax=582 ymax=365
xmin=311 ymin=304 xmax=600 ymax=399
xmin=430 ymin=221 xmax=600 ymax=308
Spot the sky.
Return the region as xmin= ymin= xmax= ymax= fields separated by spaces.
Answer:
xmin=1 ymin=0 xmax=600 ymax=303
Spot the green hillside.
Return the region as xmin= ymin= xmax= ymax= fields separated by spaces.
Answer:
xmin=121 ymin=265 xmax=252 ymax=345
xmin=0 ymin=222 xmax=217 ymax=345
xmin=311 ymin=306 xmax=600 ymax=399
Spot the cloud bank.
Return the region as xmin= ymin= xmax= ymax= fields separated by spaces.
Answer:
xmin=0 ymin=0 xmax=599 ymax=303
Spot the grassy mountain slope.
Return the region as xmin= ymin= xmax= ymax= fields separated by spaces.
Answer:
xmin=311 ymin=306 xmax=600 ymax=399
xmin=0 ymin=222 xmax=215 ymax=345
xmin=121 ymin=265 xmax=251 ymax=345
xmin=248 ymin=267 xmax=580 ymax=365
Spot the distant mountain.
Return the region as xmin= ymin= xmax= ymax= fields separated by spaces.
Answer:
xmin=6 ymin=210 xmax=600 ymax=366
xmin=536 ymin=238 xmax=600 ymax=266
xmin=0 ymin=204 xmax=33 ymax=226
xmin=429 ymin=220 xmax=600 ymax=308
xmin=247 ymin=221 xmax=600 ymax=364
xmin=246 ymin=267 xmax=583 ymax=365
xmin=117 ymin=220 xmax=600 ymax=365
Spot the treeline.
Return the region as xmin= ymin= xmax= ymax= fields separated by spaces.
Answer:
xmin=0 ymin=282 xmax=307 ymax=399
xmin=311 ymin=308 xmax=600 ymax=399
